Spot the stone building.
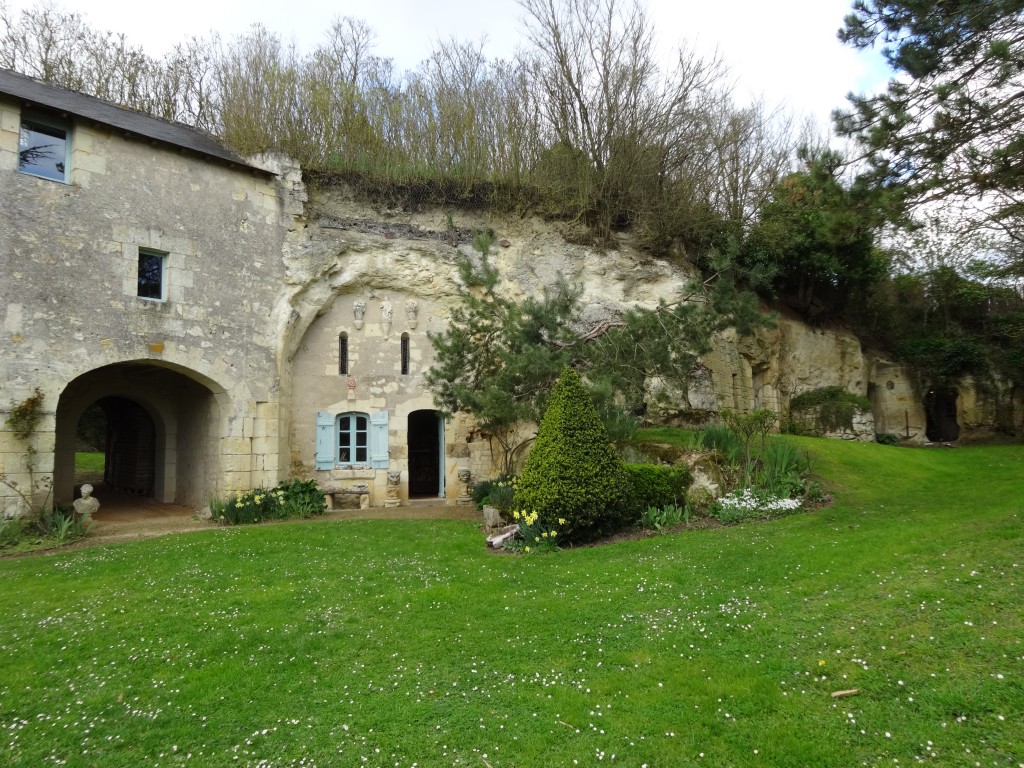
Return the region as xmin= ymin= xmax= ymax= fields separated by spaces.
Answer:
xmin=0 ymin=69 xmax=295 ymax=516
xmin=2 ymin=70 xmax=1020 ymax=518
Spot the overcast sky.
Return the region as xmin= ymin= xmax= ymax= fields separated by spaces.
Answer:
xmin=5 ymin=0 xmax=890 ymax=132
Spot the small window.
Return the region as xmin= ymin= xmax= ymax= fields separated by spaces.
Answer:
xmin=137 ymin=249 xmax=167 ymax=300
xmin=339 ymin=333 xmax=349 ymax=375
xmin=401 ymin=333 xmax=410 ymax=375
xmin=337 ymin=412 xmax=369 ymax=464
xmin=18 ymin=116 xmax=69 ymax=182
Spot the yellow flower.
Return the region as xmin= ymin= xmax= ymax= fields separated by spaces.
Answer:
xmin=534 ymin=536 xmax=540 ymax=542
xmin=818 ymin=659 xmax=826 ymax=666
xmin=558 ymin=518 xmax=566 ymax=525
xmin=551 ymin=530 xmax=558 ymax=537
xmin=524 ymin=546 xmax=530 ymax=553
xmin=541 ymin=531 xmax=549 ymax=538
xmin=512 ymin=510 xmax=520 ymax=520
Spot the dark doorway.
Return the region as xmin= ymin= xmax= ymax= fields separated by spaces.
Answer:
xmin=924 ymin=387 xmax=960 ymax=442
xmin=408 ymin=410 xmax=442 ymax=497
xmin=97 ymin=397 xmax=157 ymax=496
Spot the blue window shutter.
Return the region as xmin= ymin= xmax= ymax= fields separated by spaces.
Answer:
xmin=316 ymin=411 xmax=335 ymax=470
xmin=370 ymin=411 xmax=389 ymax=469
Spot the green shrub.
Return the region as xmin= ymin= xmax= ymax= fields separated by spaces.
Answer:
xmin=471 ymin=475 xmax=516 ymax=513
xmin=623 ymin=464 xmax=690 ymax=514
xmin=0 ymin=516 xmax=28 ymax=548
xmin=756 ymin=439 xmax=808 ymax=497
xmin=700 ymin=424 xmax=742 ymax=462
xmin=513 ymin=367 xmax=632 ymax=542
xmin=789 ymin=386 xmax=871 ymax=435
xmin=213 ymin=478 xmax=326 ymax=525
xmin=640 ymin=503 xmax=688 ymax=531
xmin=875 ymin=432 xmax=899 ymax=446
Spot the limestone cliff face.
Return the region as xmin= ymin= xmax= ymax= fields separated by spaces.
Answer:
xmin=283 ymin=188 xmax=1020 ymax=449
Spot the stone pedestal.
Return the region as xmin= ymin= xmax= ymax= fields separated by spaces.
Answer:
xmin=384 ymin=471 xmax=401 ymax=508
xmin=456 ymin=468 xmax=473 ymax=506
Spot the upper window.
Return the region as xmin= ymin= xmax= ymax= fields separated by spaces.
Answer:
xmin=18 ymin=116 xmax=69 ymax=182
xmin=339 ymin=333 xmax=349 ymax=375
xmin=337 ymin=412 xmax=369 ymax=465
xmin=137 ymin=249 xmax=167 ymax=301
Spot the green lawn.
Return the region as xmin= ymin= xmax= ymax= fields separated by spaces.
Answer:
xmin=1 ymin=438 xmax=1022 ymax=766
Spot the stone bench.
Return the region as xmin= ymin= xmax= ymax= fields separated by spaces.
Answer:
xmin=320 ymin=483 xmax=370 ymax=510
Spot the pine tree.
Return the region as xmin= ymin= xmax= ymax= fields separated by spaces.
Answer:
xmin=513 ymin=367 xmax=632 ymax=542
xmin=835 ymin=1 xmax=1024 ymax=255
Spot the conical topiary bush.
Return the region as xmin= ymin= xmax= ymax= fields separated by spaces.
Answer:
xmin=513 ymin=367 xmax=632 ymax=542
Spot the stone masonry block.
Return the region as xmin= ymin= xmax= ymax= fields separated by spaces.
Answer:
xmin=222 ymin=453 xmax=252 ymax=474
xmin=222 ymin=471 xmax=251 ymax=493
xmin=0 ymin=106 xmax=18 ymax=133
xmin=73 ymin=152 xmax=106 ymax=174
xmin=223 ymin=437 xmax=252 ymax=455
xmin=73 ymin=130 xmax=95 ymax=153
xmin=168 ymin=269 xmax=194 ymax=288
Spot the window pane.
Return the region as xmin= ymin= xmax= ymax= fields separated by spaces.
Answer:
xmin=355 ymin=415 xmax=368 ymax=462
xmin=338 ymin=415 xmax=351 ymax=462
xmin=138 ymin=251 xmax=164 ymax=299
xmin=19 ymin=121 xmax=66 ymax=181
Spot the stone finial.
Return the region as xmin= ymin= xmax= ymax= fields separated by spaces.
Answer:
xmin=405 ymin=300 xmax=419 ymax=329
xmin=353 ymin=300 xmax=366 ymax=330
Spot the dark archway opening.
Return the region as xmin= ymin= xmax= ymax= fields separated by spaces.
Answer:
xmin=95 ymin=397 xmax=157 ymax=496
xmin=408 ymin=410 xmax=442 ymax=498
xmin=925 ymin=387 xmax=960 ymax=442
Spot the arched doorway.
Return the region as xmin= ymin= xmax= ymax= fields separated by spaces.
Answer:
xmin=924 ymin=387 xmax=960 ymax=442
xmin=407 ymin=410 xmax=444 ymax=498
xmin=54 ymin=361 xmax=227 ymax=508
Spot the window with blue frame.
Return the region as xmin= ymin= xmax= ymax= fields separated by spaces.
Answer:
xmin=316 ymin=410 xmax=388 ymax=470
xmin=337 ymin=412 xmax=369 ymax=464
xmin=18 ymin=114 xmax=69 ymax=182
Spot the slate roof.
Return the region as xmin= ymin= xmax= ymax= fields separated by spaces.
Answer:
xmin=0 ymin=67 xmax=270 ymax=174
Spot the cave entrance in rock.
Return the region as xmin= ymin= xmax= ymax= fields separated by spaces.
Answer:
xmin=407 ymin=409 xmax=444 ymax=499
xmin=54 ymin=361 xmax=227 ymax=509
xmin=924 ymin=387 xmax=960 ymax=442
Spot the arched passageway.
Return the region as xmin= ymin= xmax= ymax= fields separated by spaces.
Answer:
xmin=54 ymin=361 xmax=228 ymax=508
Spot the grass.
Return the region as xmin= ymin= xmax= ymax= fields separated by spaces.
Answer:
xmin=75 ymin=451 xmax=105 ymax=485
xmin=1 ymin=438 xmax=1022 ymax=766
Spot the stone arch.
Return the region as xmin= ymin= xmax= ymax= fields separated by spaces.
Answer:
xmin=54 ymin=360 xmax=231 ymax=507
